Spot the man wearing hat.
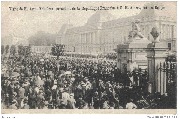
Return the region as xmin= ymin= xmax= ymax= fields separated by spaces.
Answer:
xmin=98 ymin=79 xmax=105 ymax=92
xmin=28 ymin=85 xmax=37 ymax=109
xmin=34 ymin=73 xmax=43 ymax=86
xmin=61 ymin=88 xmax=70 ymax=105
xmin=22 ymin=98 xmax=29 ymax=109
xmin=58 ymin=100 xmax=66 ymax=109
xmin=85 ymin=78 xmax=91 ymax=90
xmin=42 ymin=101 xmax=49 ymax=109
xmin=126 ymin=99 xmax=137 ymax=109
xmin=81 ymin=81 xmax=86 ymax=98
xmin=9 ymin=99 xmax=18 ymax=109
xmin=67 ymin=93 xmax=76 ymax=109
xmin=76 ymin=95 xmax=86 ymax=109
xmin=13 ymin=83 xmax=24 ymax=109
xmin=23 ymin=80 xmax=30 ymax=97
xmin=93 ymin=90 xmax=100 ymax=109
xmin=36 ymin=89 xmax=45 ymax=109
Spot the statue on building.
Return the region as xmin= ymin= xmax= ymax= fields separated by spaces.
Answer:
xmin=128 ymin=19 xmax=145 ymax=39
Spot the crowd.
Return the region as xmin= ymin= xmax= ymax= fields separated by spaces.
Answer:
xmin=1 ymin=55 xmax=172 ymax=109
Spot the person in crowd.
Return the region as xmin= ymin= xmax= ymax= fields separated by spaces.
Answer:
xmin=1 ymin=54 xmax=153 ymax=109
xmin=9 ymin=99 xmax=18 ymax=109
xmin=126 ymin=99 xmax=137 ymax=109
xmin=42 ymin=101 xmax=49 ymax=109
xmin=66 ymin=93 xmax=76 ymax=109
xmin=76 ymin=95 xmax=86 ymax=109
xmin=22 ymin=98 xmax=30 ymax=109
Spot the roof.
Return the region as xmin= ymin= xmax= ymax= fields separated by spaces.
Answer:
xmin=102 ymin=2 xmax=176 ymax=28
xmin=57 ymin=24 xmax=73 ymax=36
xmin=62 ymin=2 xmax=176 ymax=35
xmin=66 ymin=25 xmax=98 ymax=34
xmin=86 ymin=10 xmax=115 ymax=25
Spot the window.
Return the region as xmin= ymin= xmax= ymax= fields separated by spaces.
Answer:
xmin=168 ymin=43 xmax=171 ymax=50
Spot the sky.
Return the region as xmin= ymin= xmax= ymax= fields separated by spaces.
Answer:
xmin=1 ymin=1 xmax=176 ymax=40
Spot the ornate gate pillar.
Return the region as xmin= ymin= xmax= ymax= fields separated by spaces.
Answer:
xmin=146 ymin=27 xmax=169 ymax=94
xmin=116 ymin=19 xmax=151 ymax=73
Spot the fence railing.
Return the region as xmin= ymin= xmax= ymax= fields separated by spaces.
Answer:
xmin=157 ymin=61 xmax=177 ymax=95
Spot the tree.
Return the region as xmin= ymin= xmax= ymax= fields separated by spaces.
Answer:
xmin=28 ymin=31 xmax=56 ymax=46
xmin=18 ymin=45 xmax=23 ymax=56
xmin=1 ymin=45 xmax=4 ymax=55
xmin=5 ymin=45 xmax=9 ymax=54
xmin=10 ymin=45 xmax=16 ymax=56
xmin=24 ymin=46 xmax=31 ymax=57
xmin=17 ymin=45 xmax=31 ymax=58
xmin=51 ymin=44 xmax=65 ymax=59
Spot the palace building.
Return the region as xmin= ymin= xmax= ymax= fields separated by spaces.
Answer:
xmin=57 ymin=2 xmax=176 ymax=55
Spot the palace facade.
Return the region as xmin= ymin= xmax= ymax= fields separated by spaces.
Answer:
xmin=57 ymin=2 xmax=176 ymax=55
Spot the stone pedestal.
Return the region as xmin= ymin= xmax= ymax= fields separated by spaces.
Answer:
xmin=146 ymin=42 xmax=168 ymax=94
xmin=116 ymin=37 xmax=151 ymax=73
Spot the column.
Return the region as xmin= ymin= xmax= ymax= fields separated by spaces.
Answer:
xmin=163 ymin=65 xmax=166 ymax=94
xmin=156 ymin=61 xmax=160 ymax=92
xmin=92 ymin=32 xmax=94 ymax=44
xmin=167 ymin=25 xmax=170 ymax=39
xmin=146 ymin=42 xmax=168 ymax=94
xmin=127 ymin=51 xmax=134 ymax=72
xmin=95 ymin=31 xmax=98 ymax=53
xmin=169 ymin=25 xmax=171 ymax=40
xmin=160 ymin=24 xmax=163 ymax=40
xmin=165 ymin=25 xmax=168 ymax=40
xmin=89 ymin=33 xmax=92 ymax=54
xmin=173 ymin=25 xmax=177 ymax=39
xmin=161 ymin=25 xmax=164 ymax=40
xmin=91 ymin=32 xmax=94 ymax=53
